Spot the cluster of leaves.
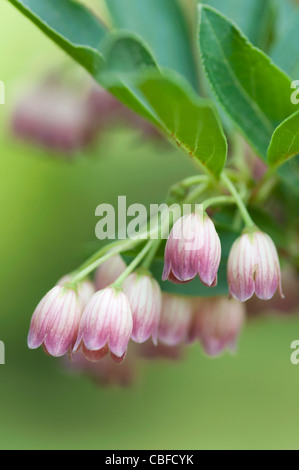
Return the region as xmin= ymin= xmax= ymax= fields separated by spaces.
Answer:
xmin=8 ymin=0 xmax=299 ymax=295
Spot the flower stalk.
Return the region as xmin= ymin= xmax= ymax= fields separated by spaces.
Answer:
xmin=221 ymin=172 xmax=255 ymax=228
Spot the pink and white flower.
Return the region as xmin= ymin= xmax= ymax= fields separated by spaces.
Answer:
xmin=95 ymin=254 xmax=126 ymax=290
xmin=11 ymin=80 xmax=95 ymax=154
xmin=58 ymin=275 xmax=95 ymax=308
xmin=28 ymin=285 xmax=82 ymax=357
xmin=227 ymin=230 xmax=284 ymax=302
xmin=158 ymin=294 xmax=193 ymax=346
xmin=137 ymin=341 xmax=184 ymax=361
xmin=123 ymin=272 xmax=162 ymax=344
xmin=64 ymin=349 xmax=136 ymax=387
xmin=190 ymin=298 xmax=245 ymax=356
xmin=74 ymin=287 xmax=133 ymax=363
xmin=162 ymin=213 xmax=221 ymax=287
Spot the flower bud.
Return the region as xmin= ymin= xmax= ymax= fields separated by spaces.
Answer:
xmin=190 ymin=298 xmax=245 ymax=356
xmin=123 ymin=271 xmax=162 ymax=345
xmin=227 ymin=230 xmax=284 ymax=302
xmin=74 ymin=287 xmax=133 ymax=363
xmin=158 ymin=294 xmax=193 ymax=346
xmin=28 ymin=285 xmax=82 ymax=357
xmin=163 ymin=213 xmax=221 ymax=287
xmin=95 ymin=255 xmax=127 ymax=291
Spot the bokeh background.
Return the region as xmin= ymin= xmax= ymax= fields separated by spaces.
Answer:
xmin=1 ymin=0 xmax=299 ymax=450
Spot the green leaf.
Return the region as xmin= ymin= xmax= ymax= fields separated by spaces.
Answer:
xmin=9 ymin=0 xmax=227 ymax=175
xmin=268 ymin=110 xmax=299 ymax=167
xmin=278 ymin=155 xmax=299 ymax=197
xmin=100 ymin=33 xmax=162 ymax=124
xmin=102 ymin=66 xmax=227 ymax=177
xmin=201 ymin=0 xmax=275 ymax=49
xmin=101 ymin=34 xmax=227 ymax=176
xmin=198 ymin=4 xmax=297 ymax=160
xmin=270 ymin=0 xmax=299 ymax=78
xmin=8 ymin=0 xmax=107 ymax=75
xmin=102 ymin=32 xmax=157 ymax=74
xmin=104 ymin=0 xmax=199 ymax=89
xmin=137 ymin=71 xmax=227 ymax=177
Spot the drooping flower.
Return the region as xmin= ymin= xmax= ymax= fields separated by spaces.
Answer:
xmin=28 ymin=285 xmax=82 ymax=357
xmin=227 ymin=230 xmax=284 ymax=302
xmin=246 ymin=268 xmax=299 ymax=317
xmin=123 ymin=271 xmax=162 ymax=344
xmin=162 ymin=213 xmax=221 ymax=287
xmin=158 ymin=294 xmax=193 ymax=346
xmin=95 ymin=254 xmax=126 ymax=291
xmin=77 ymin=280 xmax=96 ymax=309
xmin=74 ymin=287 xmax=133 ymax=363
xmin=64 ymin=349 xmax=136 ymax=387
xmin=58 ymin=275 xmax=95 ymax=308
xmin=189 ymin=297 xmax=245 ymax=356
xmin=137 ymin=341 xmax=184 ymax=361
xmin=11 ymin=80 xmax=95 ymax=154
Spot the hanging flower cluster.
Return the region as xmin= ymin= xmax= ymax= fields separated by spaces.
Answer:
xmin=7 ymin=0 xmax=298 ymax=396
xmin=28 ymin=183 xmax=284 ymax=368
xmin=28 ymin=254 xmax=246 ymax=363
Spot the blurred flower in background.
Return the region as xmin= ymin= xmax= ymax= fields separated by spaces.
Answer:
xmin=10 ymin=73 xmax=164 ymax=157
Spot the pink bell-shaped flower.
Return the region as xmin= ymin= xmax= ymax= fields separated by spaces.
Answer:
xmin=95 ymin=254 xmax=126 ymax=290
xmin=190 ymin=298 xmax=245 ymax=356
xmin=162 ymin=213 xmax=221 ymax=287
xmin=227 ymin=230 xmax=284 ymax=302
xmin=123 ymin=271 xmax=162 ymax=345
xmin=58 ymin=275 xmax=95 ymax=308
xmin=74 ymin=287 xmax=133 ymax=363
xmin=158 ymin=294 xmax=193 ymax=346
xmin=11 ymin=80 xmax=95 ymax=154
xmin=28 ymin=285 xmax=82 ymax=357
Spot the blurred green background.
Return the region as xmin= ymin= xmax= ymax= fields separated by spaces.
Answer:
xmin=1 ymin=1 xmax=299 ymax=450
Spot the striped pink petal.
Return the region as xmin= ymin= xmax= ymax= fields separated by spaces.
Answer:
xmin=77 ymin=289 xmax=114 ymax=352
xmin=163 ymin=214 xmax=202 ymax=282
xmin=75 ymin=287 xmax=133 ymax=360
xmin=254 ymin=232 xmax=283 ymax=300
xmin=95 ymin=255 xmax=126 ymax=290
xmin=58 ymin=275 xmax=96 ymax=309
xmin=28 ymin=286 xmax=61 ymax=350
xmin=227 ymin=234 xmax=256 ymax=302
xmin=44 ymin=290 xmax=82 ymax=357
xmin=158 ymin=294 xmax=193 ymax=346
xmin=163 ymin=213 xmax=220 ymax=287
xmin=192 ymin=298 xmax=245 ymax=357
xmin=198 ymin=216 xmax=221 ymax=287
xmin=227 ymin=230 xmax=283 ymax=302
xmin=108 ymin=289 xmax=133 ymax=357
xmin=124 ymin=272 xmax=162 ymax=345
xmin=28 ymin=285 xmax=83 ymax=357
